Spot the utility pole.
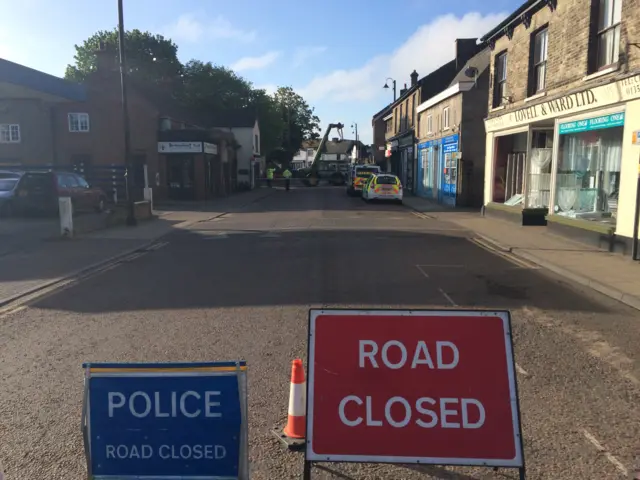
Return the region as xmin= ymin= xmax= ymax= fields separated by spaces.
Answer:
xmin=117 ymin=0 xmax=136 ymax=226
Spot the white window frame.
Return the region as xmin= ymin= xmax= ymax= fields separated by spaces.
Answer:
xmin=443 ymin=107 xmax=450 ymax=129
xmin=68 ymin=113 xmax=90 ymax=132
xmin=0 ymin=124 xmax=20 ymax=143
xmin=596 ymin=0 xmax=622 ymax=69
xmin=427 ymin=115 xmax=433 ymax=134
xmin=532 ymin=28 xmax=548 ymax=93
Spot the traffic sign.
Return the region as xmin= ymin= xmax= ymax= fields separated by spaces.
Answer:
xmin=82 ymin=362 xmax=248 ymax=479
xmin=306 ymin=309 xmax=524 ymax=473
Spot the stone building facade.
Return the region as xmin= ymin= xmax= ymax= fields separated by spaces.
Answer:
xmin=482 ymin=0 xmax=640 ymax=254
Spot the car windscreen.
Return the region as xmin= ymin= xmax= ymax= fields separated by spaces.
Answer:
xmin=0 ymin=174 xmax=20 ymax=192
xmin=376 ymin=176 xmax=398 ymax=185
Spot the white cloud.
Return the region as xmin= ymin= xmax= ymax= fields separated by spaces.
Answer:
xmin=231 ymin=51 xmax=281 ymax=72
xmin=164 ymin=14 xmax=257 ymax=44
xmin=292 ymin=46 xmax=327 ymax=68
xmin=299 ymin=12 xmax=507 ymax=103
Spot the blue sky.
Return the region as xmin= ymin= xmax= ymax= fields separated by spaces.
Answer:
xmin=0 ymin=0 xmax=522 ymax=144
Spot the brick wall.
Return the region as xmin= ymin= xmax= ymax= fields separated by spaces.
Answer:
xmin=487 ymin=0 xmax=640 ymax=116
xmin=0 ymin=99 xmax=56 ymax=165
xmin=417 ymin=95 xmax=463 ymax=141
xmin=461 ymin=69 xmax=490 ymax=207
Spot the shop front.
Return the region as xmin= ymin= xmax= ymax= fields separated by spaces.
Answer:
xmin=484 ymin=75 xmax=640 ymax=252
xmin=157 ymin=138 xmax=221 ymax=202
xmin=397 ymin=134 xmax=414 ymax=191
xmin=416 ymin=133 xmax=459 ymax=206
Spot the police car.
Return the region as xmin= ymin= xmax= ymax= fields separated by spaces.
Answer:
xmin=362 ymin=173 xmax=403 ymax=204
xmin=347 ymin=165 xmax=381 ymax=196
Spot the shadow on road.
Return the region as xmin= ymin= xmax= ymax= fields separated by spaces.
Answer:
xmin=32 ymin=227 xmax=611 ymax=314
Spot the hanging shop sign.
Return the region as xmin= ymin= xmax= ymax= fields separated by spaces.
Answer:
xmin=558 ymin=112 xmax=625 ymax=135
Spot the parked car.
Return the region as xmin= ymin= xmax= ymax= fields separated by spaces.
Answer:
xmin=0 ymin=170 xmax=107 ymax=217
xmin=0 ymin=171 xmax=22 ymax=217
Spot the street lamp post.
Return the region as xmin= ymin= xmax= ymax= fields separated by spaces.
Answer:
xmin=383 ymin=78 xmax=397 ymax=102
xmin=117 ymin=0 xmax=137 ymax=226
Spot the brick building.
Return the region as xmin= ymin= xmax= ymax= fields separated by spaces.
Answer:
xmin=415 ymin=47 xmax=490 ymax=207
xmin=0 ymin=54 xmax=239 ymax=203
xmin=481 ymin=0 xmax=640 ymax=254
xmin=370 ymin=38 xmax=483 ymax=193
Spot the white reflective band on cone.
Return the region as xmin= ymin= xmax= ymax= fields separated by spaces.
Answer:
xmin=288 ymin=381 xmax=307 ymax=416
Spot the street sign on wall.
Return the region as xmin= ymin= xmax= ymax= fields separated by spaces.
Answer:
xmin=82 ymin=362 xmax=249 ymax=479
xmin=306 ymin=309 xmax=525 ymax=474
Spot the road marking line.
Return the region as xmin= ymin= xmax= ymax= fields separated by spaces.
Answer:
xmin=515 ymin=363 xmax=528 ymax=376
xmin=469 ymin=238 xmax=539 ymax=269
xmin=411 ymin=211 xmax=433 ymax=220
xmin=148 ymin=241 xmax=169 ymax=250
xmin=416 ymin=265 xmax=429 ymax=278
xmin=582 ymin=429 xmax=628 ymax=475
xmin=438 ymin=288 xmax=457 ymax=306
xmin=0 ymin=305 xmax=26 ymax=319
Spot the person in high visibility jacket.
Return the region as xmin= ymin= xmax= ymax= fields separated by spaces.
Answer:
xmin=266 ymin=166 xmax=275 ymax=188
xmin=283 ymin=168 xmax=292 ymax=191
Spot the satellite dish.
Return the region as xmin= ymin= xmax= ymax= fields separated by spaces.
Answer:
xmin=464 ymin=66 xmax=478 ymax=78
xmin=464 ymin=66 xmax=479 ymax=87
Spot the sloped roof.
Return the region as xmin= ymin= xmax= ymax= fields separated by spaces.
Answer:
xmin=0 ymin=58 xmax=86 ymax=101
xmin=448 ymin=47 xmax=490 ymax=86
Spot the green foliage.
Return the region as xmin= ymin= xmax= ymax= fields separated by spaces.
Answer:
xmin=64 ymin=29 xmax=320 ymax=160
xmin=64 ymin=29 xmax=182 ymax=85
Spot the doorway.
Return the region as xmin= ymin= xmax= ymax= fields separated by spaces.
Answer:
xmin=167 ymin=156 xmax=195 ymax=200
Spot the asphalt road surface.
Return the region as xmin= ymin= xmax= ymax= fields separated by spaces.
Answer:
xmin=1 ymin=186 xmax=639 ymax=479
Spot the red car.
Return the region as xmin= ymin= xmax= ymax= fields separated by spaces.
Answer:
xmin=8 ymin=170 xmax=107 ymax=216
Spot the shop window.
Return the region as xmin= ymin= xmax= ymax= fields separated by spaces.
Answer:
xmin=525 ymin=130 xmax=554 ymax=209
xmin=529 ymin=27 xmax=548 ymax=95
xmin=493 ymin=51 xmax=508 ymax=108
xmin=493 ymin=133 xmax=527 ymax=204
xmin=554 ymin=126 xmax=622 ymax=222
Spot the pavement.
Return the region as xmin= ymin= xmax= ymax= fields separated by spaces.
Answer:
xmin=0 ymin=188 xmax=274 ymax=306
xmin=403 ymin=195 xmax=640 ymax=312
xmin=1 ymin=186 xmax=639 ymax=479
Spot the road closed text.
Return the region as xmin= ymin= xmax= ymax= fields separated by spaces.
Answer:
xmin=104 ymin=443 xmax=227 ymax=461
xmin=338 ymin=340 xmax=485 ymax=429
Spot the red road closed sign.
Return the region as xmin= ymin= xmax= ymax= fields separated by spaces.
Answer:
xmin=306 ymin=309 xmax=524 ymax=468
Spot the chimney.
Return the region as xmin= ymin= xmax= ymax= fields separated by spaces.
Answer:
xmin=399 ymin=82 xmax=408 ymax=97
xmin=455 ymin=38 xmax=479 ymax=70
xmin=410 ymin=70 xmax=418 ymax=87
xmin=95 ymin=41 xmax=117 ymax=73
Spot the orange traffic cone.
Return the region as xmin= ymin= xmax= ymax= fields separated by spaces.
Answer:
xmin=272 ymin=359 xmax=306 ymax=449
xmin=283 ymin=359 xmax=306 ymax=439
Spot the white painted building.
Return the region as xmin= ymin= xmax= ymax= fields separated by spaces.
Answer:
xmin=210 ymin=111 xmax=262 ymax=188
xmin=292 ymin=147 xmax=316 ymax=169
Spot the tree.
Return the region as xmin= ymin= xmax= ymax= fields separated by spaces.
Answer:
xmin=249 ymin=88 xmax=285 ymax=157
xmin=64 ymin=29 xmax=182 ymax=85
xmin=273 ymin=87 xmax=321 ymax=157
xmin=178 ymin=60 xmax=253 ymax=111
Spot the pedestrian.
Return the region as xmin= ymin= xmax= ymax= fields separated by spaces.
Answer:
xmin=283 ymin=168 xmax=292 ymax=191
xmin=266 ymin=165 xmax=274 ymax=188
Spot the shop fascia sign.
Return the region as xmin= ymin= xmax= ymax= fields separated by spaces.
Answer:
xmin=485 ymin=81 xmax=621 ymax=133
xmin=158 ymin=141 xmax=203 ymax=153
xmin=558 ymin=111 xmax=624 ymax=134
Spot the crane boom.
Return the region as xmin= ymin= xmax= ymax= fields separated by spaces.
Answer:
xmin=309 ymin=122 xmax=344 ymax=174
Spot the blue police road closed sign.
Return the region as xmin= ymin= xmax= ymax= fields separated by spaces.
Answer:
xmin=82 ymin=362 xmax=248 ymax=479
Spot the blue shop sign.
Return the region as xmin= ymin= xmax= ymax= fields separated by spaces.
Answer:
xmin=82 ymin=362 xmax=249 ymax=479
xmin=442 ymin=133 xmax=459 ymax=153
xmin=559 ymin=112 xmax=625 ymax=134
